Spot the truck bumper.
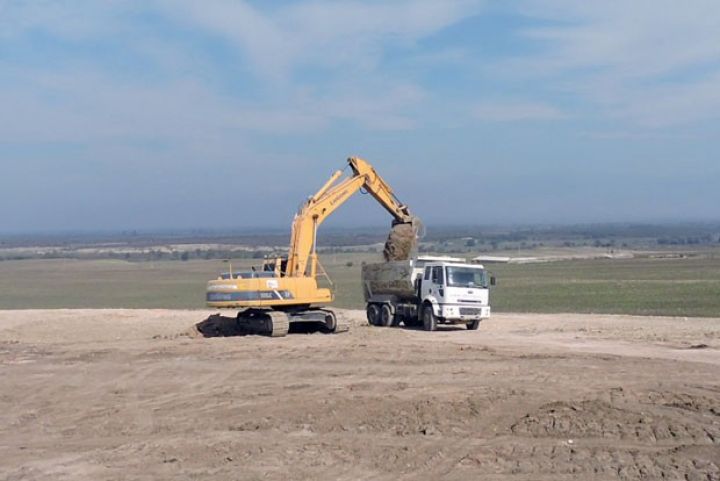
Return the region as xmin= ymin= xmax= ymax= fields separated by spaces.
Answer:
xmin=438 ymin=305 xmax=490 ymax=322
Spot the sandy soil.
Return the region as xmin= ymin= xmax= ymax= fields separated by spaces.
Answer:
xmin=1 ymin=309 xmax=718 ymax=480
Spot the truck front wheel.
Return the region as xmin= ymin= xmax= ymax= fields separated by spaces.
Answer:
xmin=422 ymin=305 xmax=437 ymax=331
xmin=466 ymin=319 xmax=481 ymax=330
xmin=366 ymin=304 xmax=380 ymax=326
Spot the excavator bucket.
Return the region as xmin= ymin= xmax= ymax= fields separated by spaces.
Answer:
xmin=383 ymin=217 xmax=422 ymax=261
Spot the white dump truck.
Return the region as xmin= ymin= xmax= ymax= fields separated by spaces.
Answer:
xmin=362 ymin=256 xmax=493 ymax=331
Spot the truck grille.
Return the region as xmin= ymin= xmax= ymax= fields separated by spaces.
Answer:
xmin=459 ymin=307 xmax=481 ymax=316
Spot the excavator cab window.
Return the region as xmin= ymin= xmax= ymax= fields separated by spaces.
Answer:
xmin=261 ymin=257 xmax=287 ymax=277
xmin=220 ymin=271 xmax=277 ymax=280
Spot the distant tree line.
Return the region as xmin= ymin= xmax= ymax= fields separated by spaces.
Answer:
xmin=2 ymin=224 xmax=720 ymax=262
xmin=656 ymin=235 xmax=719 ymax=246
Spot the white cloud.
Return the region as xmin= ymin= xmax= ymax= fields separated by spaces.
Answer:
xmin=0 ymin=0 xmax=479 ymax=143
xmin=0 ymin=65 xmax=426 ymax=149
xmin=158 ymin=0 xmax=484 ymax=80
xmin=618 ymin=71 xmax=720 ymax=128
xmin=472 ymin=101 xmax=566 ymax=122
xmin=6 ymin=0 xmax=719 ymax=138
xmin=507 ymin=0 xmax=720 ymax=127
xmin=0 ymin=0 xmax=130 ymax=39
xmin=518 ymin=1 xmax=720 ymax=79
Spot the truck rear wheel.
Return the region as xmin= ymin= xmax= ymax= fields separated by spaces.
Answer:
xmin=422 ymin=305 xmax=437 ymax=331
xmin=466 ymin=319 xmax=481 ymax=330
xmin=366 ymin=304 xmax=380 ymax=326
xmin=379 ymin=304 xmax=394 ymax=327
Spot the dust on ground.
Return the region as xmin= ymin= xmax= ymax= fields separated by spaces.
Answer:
xmin=1 ymin=309 xmax=719 ymax=480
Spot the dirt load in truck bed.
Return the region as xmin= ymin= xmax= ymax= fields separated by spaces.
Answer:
xmin=1 ymin=309 xmax=718 ymax=480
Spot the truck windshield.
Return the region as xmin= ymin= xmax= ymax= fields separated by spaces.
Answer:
xmin=445 ymin=267 xmax=487 ymax=288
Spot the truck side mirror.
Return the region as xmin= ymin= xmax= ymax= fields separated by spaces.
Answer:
xmin=490 ymin=276 xmax=496 ymax=286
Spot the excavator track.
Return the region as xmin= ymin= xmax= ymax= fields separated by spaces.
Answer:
xmin=236 ymin=309 xmax=289 ymax=337
xmin=318 ymin=309 xmax=349 ymax=334
xmin=335 ymin=317 xmax=350 ymax=333
xmin=236 ymin=308 xmax=348 ymax=336
xmin=267 ymin=311 xmax=290 ymax=337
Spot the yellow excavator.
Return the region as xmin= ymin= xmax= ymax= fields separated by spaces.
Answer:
xmin=206 ymin=156 xmax=419 ymax=336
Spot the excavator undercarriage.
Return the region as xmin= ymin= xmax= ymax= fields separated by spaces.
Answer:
xmin=234 ymin=308 xmax=349 ymax=337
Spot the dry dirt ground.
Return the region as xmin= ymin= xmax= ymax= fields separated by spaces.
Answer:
xmin=1 ymin=309 xmax=719 ymax=481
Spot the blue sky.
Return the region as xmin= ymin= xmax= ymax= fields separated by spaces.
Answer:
xmin=1 ymin=0 xmax=718 ymax=232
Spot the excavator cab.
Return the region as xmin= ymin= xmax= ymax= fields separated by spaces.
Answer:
xmin=261 ymin=256 xmax=288 ymax=276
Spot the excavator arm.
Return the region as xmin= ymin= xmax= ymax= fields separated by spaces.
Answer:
xmin=286 ymin=157 xmax=415 ymax=277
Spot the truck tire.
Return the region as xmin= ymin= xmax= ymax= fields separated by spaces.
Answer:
xmin=466 ymin=319 xmax=481 ymax=330
xmin=379 ymin=304 xmax=394 ymax=327
xmin=422 ymin=305 xmax=437 ymax=331
xmin=366 ymin=304 xmax=380 ymax=326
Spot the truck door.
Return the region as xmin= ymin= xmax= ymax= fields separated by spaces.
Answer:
xmin=421 ymin=266 xmax=433 ymax=299
xmin=422 ymin=265 xmax=445 ymax=300
xmin=431 ymin=266 xmax=445 ymax=301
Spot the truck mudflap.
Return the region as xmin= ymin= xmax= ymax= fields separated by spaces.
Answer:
xmin=438 ymin=305 xmax=490 ymax=321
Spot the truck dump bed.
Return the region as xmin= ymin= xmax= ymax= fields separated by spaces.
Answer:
xmin=361 ymin=260 xmax=421 ymax=302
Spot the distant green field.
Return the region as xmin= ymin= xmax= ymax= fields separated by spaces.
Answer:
xmin=0 ymin=259 xmax=221 ymax=310
xmin=1 ymin=253 xmax=719 ymax=317
xmin=488 ymin=256 xmax=720 ymax=318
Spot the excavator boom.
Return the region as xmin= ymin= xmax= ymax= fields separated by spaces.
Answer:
xmin=287 ymin=157 xmax=415 ymax=278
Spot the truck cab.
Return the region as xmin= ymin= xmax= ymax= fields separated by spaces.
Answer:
xmin=417 ymin=260 xmax=491 ymax=330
